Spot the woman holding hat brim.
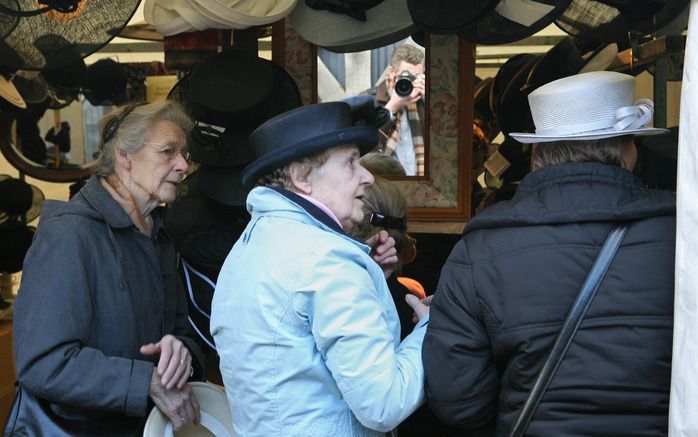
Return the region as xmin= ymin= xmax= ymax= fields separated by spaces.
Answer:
xmin=423 ymin=71 xmax=675 ymax=436
xmin=8 ymin=100 xmax=206 ymax=435
xmin=211 ymin=102 xmax=430 ymax=436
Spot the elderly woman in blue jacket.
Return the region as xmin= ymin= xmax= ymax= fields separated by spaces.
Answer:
xmin=211 ymin=101 xmax=430 ymax=436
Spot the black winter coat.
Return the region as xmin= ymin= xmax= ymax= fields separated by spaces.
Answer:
xmin=423 ymin=162 xmax=675 ymax=437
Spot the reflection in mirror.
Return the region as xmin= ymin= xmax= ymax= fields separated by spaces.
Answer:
xmin=14 ymin=99 xmax=111 ymax=169
xmin=317 ymin=38 xmax=428 ymax=177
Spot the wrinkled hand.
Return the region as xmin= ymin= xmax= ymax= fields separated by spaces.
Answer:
xmin=366 ymin=230 xmax=398 ymax=278
xmin=140 ymin=334 xmax=192 ymax=390
xmin=407 ymin=294 xmax=432 ymax=324
xmin=149 ymin=372 xmax=200 ymax=431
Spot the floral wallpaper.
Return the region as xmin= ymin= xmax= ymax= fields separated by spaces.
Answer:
xmin=281 ymin=25 xmax=467 ymax=220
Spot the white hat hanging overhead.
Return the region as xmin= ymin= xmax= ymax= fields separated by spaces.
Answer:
xmin=144 ymin=0 xmax=297 ymax=36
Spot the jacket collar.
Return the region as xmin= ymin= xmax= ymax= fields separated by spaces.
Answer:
xmin=270 ymin=187 xmax=346 ymax=235
xmin=78 ymin=176 xmax=162 ymax=235
xmin=466 ymin=162 xmax=675 ymax=234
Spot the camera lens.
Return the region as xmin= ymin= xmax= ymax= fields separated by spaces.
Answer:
xmin=395 ymin=78 xmax=413 ymax=97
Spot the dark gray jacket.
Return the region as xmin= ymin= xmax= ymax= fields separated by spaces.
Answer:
xmin=12 ymin=176 xmax=203 ymax=435
xmin=424 ymin=162 xmax=675 ymax=436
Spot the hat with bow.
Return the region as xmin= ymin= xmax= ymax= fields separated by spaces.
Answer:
xmin=510 ymin=71 xmax=668 ymax=143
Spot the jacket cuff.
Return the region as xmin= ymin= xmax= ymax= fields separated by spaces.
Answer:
xmin=125 ymin=360 xmax=154 ymax=417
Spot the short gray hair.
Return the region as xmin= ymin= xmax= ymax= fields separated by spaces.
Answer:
xmin=94 ymin=100 xmax=193 ymax=177
xmin=255 ymin=149 xmax=333 ymax=189
xmin=531 ymin=135 xmax=633 ymax=171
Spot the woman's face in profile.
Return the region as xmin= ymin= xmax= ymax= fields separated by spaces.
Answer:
xmin=307 ymin=144 xmax=374 ymax=230
xmin=128 ymin=120 xmax=189 ymax=204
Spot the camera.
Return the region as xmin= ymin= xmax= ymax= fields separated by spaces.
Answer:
xmin=394 ymin=71 xmax=416 ymax=97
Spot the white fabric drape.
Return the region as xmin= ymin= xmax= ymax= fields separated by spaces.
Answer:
xmin=670 ymin=1 xmax=698 ymax=435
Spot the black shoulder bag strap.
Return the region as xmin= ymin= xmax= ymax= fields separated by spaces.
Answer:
xmin=510 ymin=223 xmax=629 ymax=437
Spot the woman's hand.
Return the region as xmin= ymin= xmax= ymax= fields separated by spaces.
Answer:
xmin=406 ymin=294 xmax=432 ymax=323
xmin=149 ymin=371 xmax=200 ymax=431
xmin=366 ymin=230 xmax=398 ymax=278
xmin=140 ymin=334 xmax=192 ymax=390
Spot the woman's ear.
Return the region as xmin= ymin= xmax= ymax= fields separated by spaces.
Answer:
xmin=115 ymin=147 xmax=131 ymax=170
xmin=288 ymin=162 xmax=312 ymax=195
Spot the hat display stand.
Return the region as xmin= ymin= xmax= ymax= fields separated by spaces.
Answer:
xmin=0 ymin=0 xmax=140 ymax=71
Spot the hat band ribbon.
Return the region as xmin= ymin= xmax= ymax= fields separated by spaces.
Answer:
xmin=534 ymin=99 xmax=654 ymax=137
xmin=613 ymin=98 xmax=654 ymax=131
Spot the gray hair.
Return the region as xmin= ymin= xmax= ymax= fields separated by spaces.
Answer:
xmin=94 ymin=100 xmax=193 ymax=177
xmin=390 ymin=44 xmax=425 ymax=70
xmin=531 ymin=135 xmax=633 ymax=171
xmin=360 ymin=152 xmax=406 ymax=176
xmin=255 ymin=149 xmax=333 ymax=189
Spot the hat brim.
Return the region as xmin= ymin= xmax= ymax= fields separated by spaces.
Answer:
xmin=241 ymin=126 xmax=378 ymax=186
xmin=510 ymin=127 xmax=669 ymax=144
xmin=143 ymin=382 xmax=233 ymax=437
xmin=290 ymin=0 xmax=416 ymax=53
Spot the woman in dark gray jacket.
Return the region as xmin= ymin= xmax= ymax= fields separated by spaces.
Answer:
xmin=7 ymin=100 xmax=205 ymax=436
xmin=423 ymin=71 xmax=675 ymax=436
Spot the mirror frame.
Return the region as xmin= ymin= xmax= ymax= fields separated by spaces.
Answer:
xmin=0 ymin=113 xmax=95 ymax=182
xmin=273 ymin=21 xmax=474 ymax=223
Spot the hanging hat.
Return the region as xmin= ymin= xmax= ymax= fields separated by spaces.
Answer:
xmin=192 ymin=0 xmax=298 ymax=28
xmin=0 ymin=74 xmax=27 ymax=109
xmin=634 ymin=125 xmax=678 ymax=191
xmin=0 ymin=0 xmax=140 ymax=71
xmin=473 ymin=76 xmax=500 ymax=143
xmin=489 ymin=53 xmax=537 ymax=119
xmin=41 ymin=49 xmax=87 ymax=109
xmin=198 ymin=164 xmax=251 ymax=209
xmin=457 ymin=0 xmax=572 ymax=45
xmin=407 ymin=0 xmax=499 ymax=34
xmin=522 ymin=38 xmax=618 ymax=93
xmin=496 ymin=54 xmax=539 ymax=136
xmin=172 ymin=52 xmax=301 ymax=168
xmin=11 ymin=70 xmax=48 ymax=104
xmin=0 ymin=222 xmax=35 ymax=274
xmin=510 ymin=71 xmax=669 ymax=143
xmin=0 ymin=175 xmax=45 ymax=223
xmin=163 ymin=171 xmax=249 ymax=273
xmin=555 ymin=0 xmax=689 ymax=45
xmin=143 ymin=382 xmax=234 ymax=437
xmin=242 ymin=102 xmax=378 ymax=186
xmin=290 ymin=0 xmax=417 ymax=53
xmin=82 ymin=58 xmax=128 ymax=106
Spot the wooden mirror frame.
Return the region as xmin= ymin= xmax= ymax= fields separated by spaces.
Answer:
xmin=0 ymin=114 xmax=95 ymax=182
xmin=273 ymin=21 xmax=474 ymax=224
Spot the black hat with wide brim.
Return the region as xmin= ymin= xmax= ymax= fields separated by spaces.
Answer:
xmin=457 ymin=0 xmax=571 ymax=45
xmin=0 ymin=0 xmax=140 ymax=71
xmin=555 ymin=0 xmax=689 ymax=45
xmin=489 ymin=53 xmax=538 ymax=119
xmin=0 ymin=174 xmax=45 ymax=223
xmin=407 ymin=0 xmax=499 ymax=34
xmin=242 ymin=102 xmax=378 ymax=186
xmin=290 ymin=0 xmax=417 ymax=53
xmin=163 ymin=171 xmax=249 ymax=270
xmin=170 ymin=53 xmax=301 ymax=168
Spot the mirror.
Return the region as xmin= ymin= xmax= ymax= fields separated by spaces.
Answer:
xmin=0 ymin=98 xmax=111 ymax=182
xmin=316 ymin=38 xmax=429 ymax=178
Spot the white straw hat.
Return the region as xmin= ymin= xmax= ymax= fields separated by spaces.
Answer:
xmin=142 ymin=382 xmax=234 ymax=437
xmin=510 ymin=71 xmax=668 ymax=144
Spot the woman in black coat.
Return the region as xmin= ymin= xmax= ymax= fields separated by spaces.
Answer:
xmin=423 ymin=71 xmax=675 ymax=436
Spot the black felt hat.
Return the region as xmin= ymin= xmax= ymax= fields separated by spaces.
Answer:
xmin=489 ymin=53 xmax=538 ymax=119
xmin=0 ymin=222 xmax=35 ymax=273
xmin=555 ymin=0 xmax=689 ymax=45
xmin=163 ymin=171 xmax=250 ymax=271
xmin=171 ymin=51 xmax=302 ymax=168
xmin=457 ymin=0 xmax=571 ymax=45
xmin=0 ymin=0 xmax=140 ymax=71
xmin=407 ymin=0 xmax=499 ymax=34
xmin=0 ymin=175 xmax=45 ymax=224
xmin=290 ymin=0 xmax=417 ymax=53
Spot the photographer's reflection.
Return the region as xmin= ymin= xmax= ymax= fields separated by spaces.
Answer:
xmin=365 ymin=44 xmax=426 ymax=176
